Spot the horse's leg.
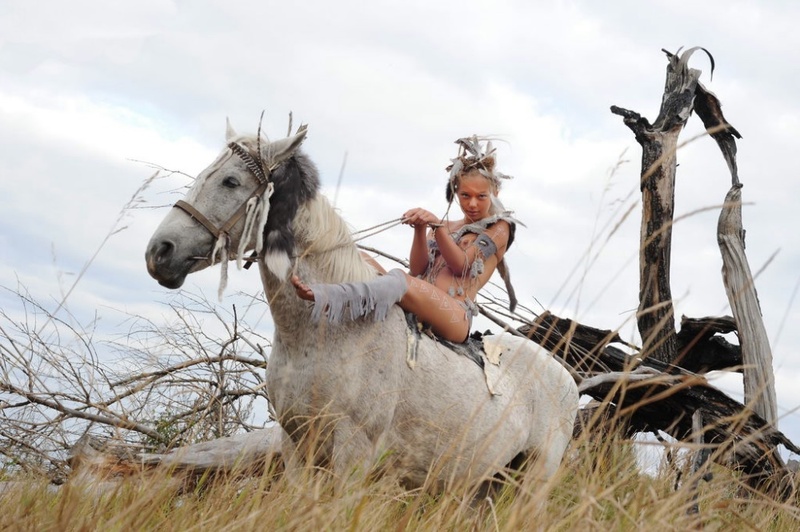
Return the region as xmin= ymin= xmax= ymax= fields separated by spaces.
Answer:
xmin=275 ymin=426 xmax=309 ymax=490
xmin=330 ymin=417 xmax=378 ymax=485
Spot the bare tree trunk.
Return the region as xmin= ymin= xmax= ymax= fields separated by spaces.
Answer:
xmin=717 ymin=184 xmax=778 ymax=424
xmin=611 ymin=49 xmax=710 ymax=363
xmin=636 ymin=129 xmax=680 ymax=363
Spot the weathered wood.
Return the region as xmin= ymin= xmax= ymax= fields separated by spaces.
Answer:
xmin=502 ymin=39 xmax=791 ymax=491
xmin=574 ymin=356 xmax=796 ymax=496
xmin=717 ymin=185 xmax=778 ymax=424
xmin=67 ymin=425 xmax=285 ymax=485
xmin=518 ymin=310 xmax=796 ymax=497
xmin=691 ymin=59 xmax=777 ymax=426
xmin=674 ymin=315 xmax=742 ymax=373
xmin=520 ymin=311 xmax=632 ymax=374
xmin=138 ymin=424 xmax=284 ymax=473
xmin=611 ymin=49 xmax=713 ymax=363
xmin=693 ymin=81 xmax=742 ymax=185
xmin=522 ymin=311 xmax=741 ymax=376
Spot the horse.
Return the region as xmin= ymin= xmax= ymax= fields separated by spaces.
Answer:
xmin=145 ymin=121 xmax=579 ymax=492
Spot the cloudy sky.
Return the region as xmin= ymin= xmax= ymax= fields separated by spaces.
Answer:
xmin=2 ymin=1 xmax=799 ymax=451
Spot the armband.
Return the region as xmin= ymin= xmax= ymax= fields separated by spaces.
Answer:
xmin=473 ymin=233 xmax=498 ymax=258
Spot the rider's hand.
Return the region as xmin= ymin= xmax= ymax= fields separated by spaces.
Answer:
xmin=401 ymin=208 xmax=440 ymax=229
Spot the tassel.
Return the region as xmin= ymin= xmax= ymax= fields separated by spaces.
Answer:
xmin=237 ymin=196 xmax=260 ymax=270
xmin=213 ymin=233 xmax=229 ymax=302
xmin=309 ymin=269 xmax=408 ymax=324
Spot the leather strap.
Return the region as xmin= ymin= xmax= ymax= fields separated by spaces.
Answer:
xmin=173 ymin=181 xmax=269 ymax=239
xmin=174 ymin=200 xmax=221 ymax=238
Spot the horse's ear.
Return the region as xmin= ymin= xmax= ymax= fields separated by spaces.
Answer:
xmin=263 ymin=125 xmax=308 ymax=168
xmin=225 ymin=118 xmax=237 ymax=141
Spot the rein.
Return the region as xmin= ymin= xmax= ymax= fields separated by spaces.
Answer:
xmin=351 ymin=218 xmax=403 ymax=242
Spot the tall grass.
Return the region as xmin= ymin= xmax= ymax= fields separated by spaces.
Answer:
xmin=1 ymin=421 xmax=798 ymax=531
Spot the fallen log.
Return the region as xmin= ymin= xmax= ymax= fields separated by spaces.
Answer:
xmin=518 ymin=310 xmax=798 ymax=497
xmin=67 ymin=425 xmax=285 ymax=487
xmin=521 ymin=311 xmax=741 ymax=375
xmin=674 ymin=315 xmax=741 ymax=373
xmin=138 ymin=423 xmax=284 ymax=474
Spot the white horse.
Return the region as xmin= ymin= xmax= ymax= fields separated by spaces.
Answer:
xmin=145 ymin=122 xmax=579 ymax=491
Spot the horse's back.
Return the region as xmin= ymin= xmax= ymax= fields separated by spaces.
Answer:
xmin=482 ymin=333 xmax=579 ymax=475
xmin=388 ymin=328 xmax=578 ymax=486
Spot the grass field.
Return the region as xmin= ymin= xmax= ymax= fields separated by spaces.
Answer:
xmin=2 ymin=424 xmax=798 ymax=531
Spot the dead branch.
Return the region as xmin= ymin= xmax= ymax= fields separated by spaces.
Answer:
xmin=0 ymin=286 xmax=271 ymax=480
xmin=674 ymin=315 xmax=742 ymax=373
xmin=718 ymin=185 xmax=777 ymax=423
xmin=501 ymin=306 xmax=797 ymax=497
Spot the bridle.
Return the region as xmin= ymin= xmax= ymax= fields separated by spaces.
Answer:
xmin=172 ymin=142 xmax=273 ymax=264
xmin=173 ymin=142 xmax=270 ymax=241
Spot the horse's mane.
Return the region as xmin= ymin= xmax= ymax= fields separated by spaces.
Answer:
xmin=205 ymin=132 xmax=374 ymax=291
xmin=294 ymin=194 xmax=375 ymax=284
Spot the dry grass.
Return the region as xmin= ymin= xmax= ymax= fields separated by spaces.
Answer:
xmin=1 ymin=423 xmax=798 ymax=531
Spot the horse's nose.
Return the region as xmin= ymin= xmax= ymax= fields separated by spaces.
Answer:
xmin=146 ymin=239 xmax=175 ymax=275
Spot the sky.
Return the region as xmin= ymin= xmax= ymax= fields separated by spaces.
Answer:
xmin=1 ymin=1 xmax=799 ymax=455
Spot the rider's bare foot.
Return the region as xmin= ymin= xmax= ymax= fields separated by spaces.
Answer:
xmin=291 ymin=275 xmax=315 ymax=301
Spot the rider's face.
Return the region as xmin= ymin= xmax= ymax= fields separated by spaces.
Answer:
xmin=457 ymin=172 xmax=494 ymax=222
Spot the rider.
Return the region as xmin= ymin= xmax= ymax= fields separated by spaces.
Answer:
xmin=292 ymin=136 xmax=517 ymax=343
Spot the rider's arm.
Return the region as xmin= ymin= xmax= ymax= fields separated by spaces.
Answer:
xmin=408 ymin=225 xmax=431 ymax=276
xmin=403 ymin=207 xmax=441 ymax=277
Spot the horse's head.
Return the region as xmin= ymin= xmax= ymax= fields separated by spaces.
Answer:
xmin=145 ymin=120 xmax=319 ymax=289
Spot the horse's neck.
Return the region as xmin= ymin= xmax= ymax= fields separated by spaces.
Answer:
xmin=260 ymin=194 xmax=375 ymax=344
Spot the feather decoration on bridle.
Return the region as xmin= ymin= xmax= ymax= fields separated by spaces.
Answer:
xmin=208 ymin=119 xmax=308 ymax=300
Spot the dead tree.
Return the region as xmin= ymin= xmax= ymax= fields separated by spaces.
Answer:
xmin=609 ymin=49 xmax=708 ymax=363
xmin=533 ymin=46 xmax=789 ymax=495
xmin=516 ymin=311 xmax=797 ymax=496
xmin=610 ymin=47 xmax=777 ymax=425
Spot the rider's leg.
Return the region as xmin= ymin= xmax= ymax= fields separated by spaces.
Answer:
xmin=291 ymin=271 xmax=470 ymax=343
xmin=397 ymin=274 xmax=470 ymax=343
xmin=297 ymin=269 xmax=409 ymax=324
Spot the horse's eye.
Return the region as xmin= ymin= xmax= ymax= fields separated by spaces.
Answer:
xmin=222 ymin=176 xmax=240 ymax=188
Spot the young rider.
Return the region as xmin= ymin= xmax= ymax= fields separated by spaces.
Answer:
xmin=292 ymin=136 xmax=517 ymax=343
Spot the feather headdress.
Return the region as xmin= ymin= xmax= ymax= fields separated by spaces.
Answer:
xmin=445 ymin=135 xmax=513 ymax=213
